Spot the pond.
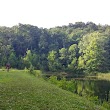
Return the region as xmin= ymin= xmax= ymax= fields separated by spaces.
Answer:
xmin=45 ymin=73 xmax=110 ymax=103
xmin=74 ymin=79 xmax=110 ymax=103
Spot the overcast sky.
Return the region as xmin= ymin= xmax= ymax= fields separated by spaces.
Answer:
xmin=0 ymin=0 xmax=110 ymax=28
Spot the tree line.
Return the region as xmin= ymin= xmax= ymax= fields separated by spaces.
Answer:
xmin=0 ymin=22 xmax=110 ymax=75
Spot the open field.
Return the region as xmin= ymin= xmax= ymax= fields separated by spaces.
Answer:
xmin=0 ymin=70 xmax=108 ymax=110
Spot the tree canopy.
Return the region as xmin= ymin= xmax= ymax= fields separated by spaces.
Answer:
xmin=0 ymin=22 xmax=110 ymax=75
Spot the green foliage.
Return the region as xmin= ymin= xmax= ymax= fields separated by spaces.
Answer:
xmin=0 ymin=22 xmax=110 ymax=74
xmin=59 ymin=48 xmax=68 ymax=70
xmin=48 ymin=50 xmax=59 ymax=71
xmin=86 ymin=96 xmax=99 ymax=105
xmin=23 ymin=50 xmax=32 ymax=68
xmin=35 ymin=70 xmax=42 ymax=78
xmin=48 ymin=76 xmax=58 ymax=85
xmin=48 ymin=76 xmax=75 ymax=93
xmin=28 ymin=64 xmax=35 ymax=76
xmin=79 ymin=32 xmax=110 ymax=73
xmin=102 ymin=101 xmax=110 ymax=109
xmin=8 ymin=52 xmax=18 ymax=68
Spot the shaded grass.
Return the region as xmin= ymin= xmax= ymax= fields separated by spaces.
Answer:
xmin=0 ymin=70 xmax=107 ymax=110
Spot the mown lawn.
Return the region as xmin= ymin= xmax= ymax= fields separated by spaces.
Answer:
xmin=0 ymin=70 xmax=108 ymax=110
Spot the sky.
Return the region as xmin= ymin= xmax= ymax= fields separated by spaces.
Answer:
xmin=0 ymin=0 xmax=110 ymax=28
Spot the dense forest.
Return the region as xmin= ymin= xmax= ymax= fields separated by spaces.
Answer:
xmin=1 ymin=22 xmax=110 ymax=75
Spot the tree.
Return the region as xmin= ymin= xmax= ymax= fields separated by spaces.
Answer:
xmin=0 ymin=45 xmax=12 ymax=66
xmin=68 ymin=44 xmax=78 ymax=72
xmin=31 ymin=53 xmax=40 ymax=69
xmin=68 ymin=44 xmax=78 ymax=60
xmin=8 ymin=52 xmax=17 ymax=68
xmin=78 ymin=32 xmax=110 ymax=73
xmin=59 ymin=48 xmax=68 ymax=70
xmin=48 ymin=50 xmax=59 ymax=71
xmin=23 ymin=50 xmax=33 ymax=68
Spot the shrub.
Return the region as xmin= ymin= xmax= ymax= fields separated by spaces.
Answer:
xmin=28 ymin=64 xmax=36 ymax=76
xmin=48 ymin=76 xmax=75 ymax=93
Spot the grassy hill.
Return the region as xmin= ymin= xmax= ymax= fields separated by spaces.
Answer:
xmin=0 ymin=70 xmax=107 ymax=110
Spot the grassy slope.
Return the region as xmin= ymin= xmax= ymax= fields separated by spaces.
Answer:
xmin=0 ymin=70 xmax=107 ymax=110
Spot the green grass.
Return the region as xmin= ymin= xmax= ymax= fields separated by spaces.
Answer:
xmin=0 ymin=70 xmax=107 ymax=110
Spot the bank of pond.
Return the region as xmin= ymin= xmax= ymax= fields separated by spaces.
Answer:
xmin=47 ymin=74 xmax=110 ymax=109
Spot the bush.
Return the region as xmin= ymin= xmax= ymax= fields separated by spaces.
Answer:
xmin=28 ymin=64 xmax=36 ymax=76
xmin=48 ymin=76 xmax=75 ymax=93
xmin=48 ymin=76 xmax=58 ymax=85
xmin=102 ymin=101 xmax=110 ymax=109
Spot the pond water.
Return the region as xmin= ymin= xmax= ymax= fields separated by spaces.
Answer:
xmin=74 ymin=79 xmax=110 ymax=103
xmin=45 ymin=73 xmax=110 ymax=103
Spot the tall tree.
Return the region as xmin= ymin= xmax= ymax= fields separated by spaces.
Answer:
xmin=68 ymin=44 xmax=78 ymax=72
xmin=48 ymin=50 xmax=59 ymax=71
xmin=8 ymin=52 xmax=17 ymax=68
xmin=78 ymin=32 xmax=110 ymax=73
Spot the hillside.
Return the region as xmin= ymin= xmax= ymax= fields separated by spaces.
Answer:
xmin=0 ymin=70 xmax=107 ymax=110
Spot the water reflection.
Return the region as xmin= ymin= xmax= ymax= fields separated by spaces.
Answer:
xmin=74 ymin=79 xmax=110 ymax=102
